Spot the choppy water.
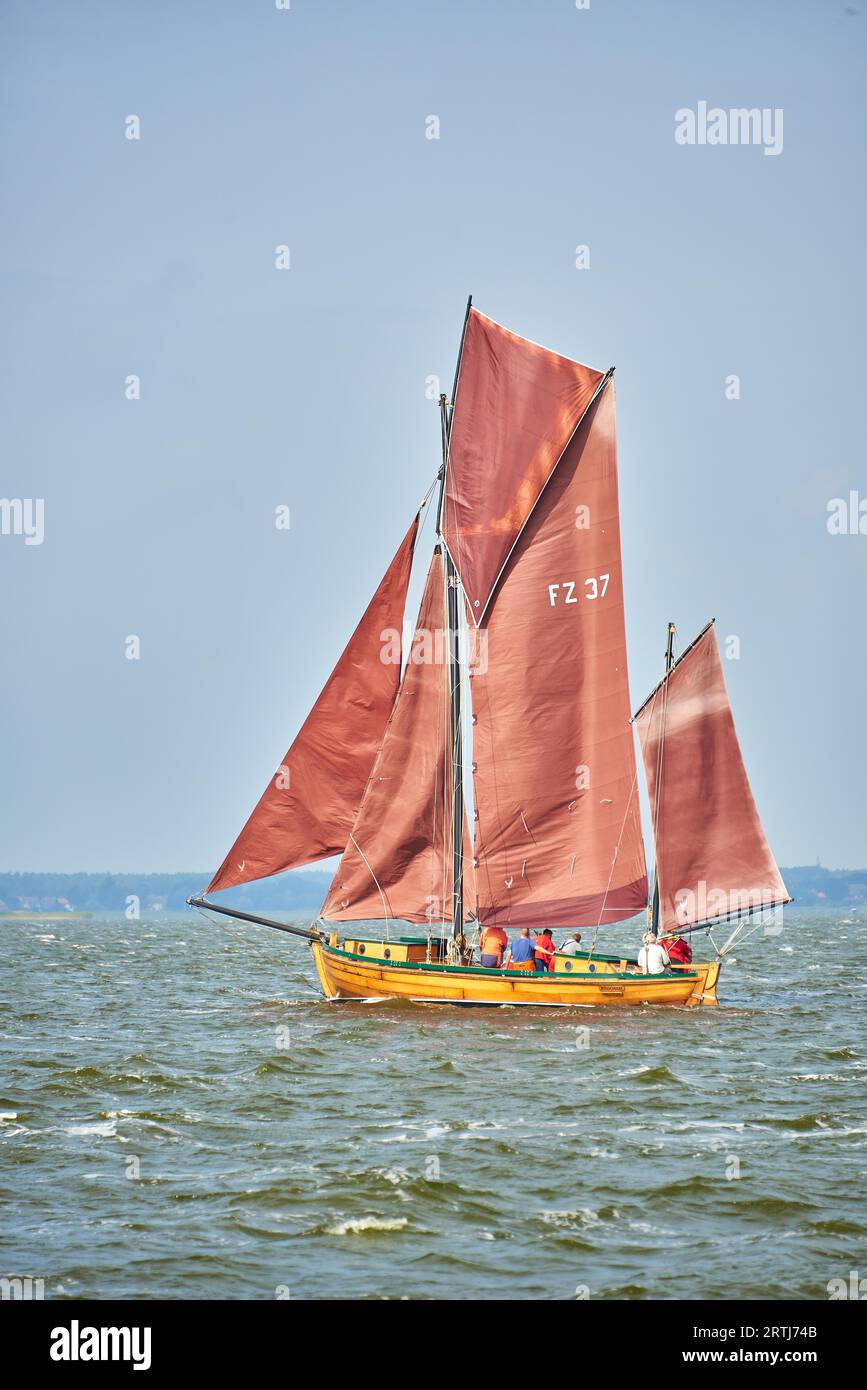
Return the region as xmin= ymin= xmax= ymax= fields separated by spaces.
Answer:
xmin=2 ymin=910 xmax=866 ymax=1300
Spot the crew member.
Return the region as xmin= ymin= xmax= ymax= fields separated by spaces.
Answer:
xmin=665 ymin=933 xmax=693 ymax=965
xmin=637 ymin=931 xmax=671 ymax=975
xmin=479 ymin=924 xmax=508 ymax=969
xmin=533 ymin=928 xmax=556 ymax=972
xmin=559 ymin=933 xmax=583 ymax=956
xmin=503 ymin=927 xmax=536 ymax=971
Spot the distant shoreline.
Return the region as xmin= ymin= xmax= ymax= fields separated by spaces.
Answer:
xmin=0 ymin=910 xmax=93 ymax=922
xmin=0 ymin=866 xmax=865 ymax=915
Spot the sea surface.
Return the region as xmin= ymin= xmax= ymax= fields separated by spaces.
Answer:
xmin=2 ymin=909 xmax=866 ymax=1301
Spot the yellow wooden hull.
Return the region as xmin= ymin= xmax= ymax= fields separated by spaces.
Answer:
xmin=311 ymin=940 xmax=721 ymax=1008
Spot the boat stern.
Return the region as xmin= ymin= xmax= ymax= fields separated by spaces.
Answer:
xmin=680 ymin=959 xmax=721 ymax=1007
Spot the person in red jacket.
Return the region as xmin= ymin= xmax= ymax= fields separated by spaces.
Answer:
xmin=664 ymin=933 xmax=693 ymax=965
xmin=533 ymin=928 xmax=556 ymax=972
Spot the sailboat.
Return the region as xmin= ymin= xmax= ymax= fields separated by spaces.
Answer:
xmin=190 ymin=302 xmax=790 ymax=1007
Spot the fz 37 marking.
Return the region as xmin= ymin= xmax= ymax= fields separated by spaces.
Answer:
xmin=547 ymin=574 xmax=610 ymax=606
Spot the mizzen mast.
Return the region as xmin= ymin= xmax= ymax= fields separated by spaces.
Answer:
xmin=649 ymin=621 xmax=676 ymax=936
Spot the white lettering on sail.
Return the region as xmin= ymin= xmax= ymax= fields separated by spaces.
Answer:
xmin=584 ymin=574 xmax=609 ymax=600
xmin=548 ymin=575 xmax=609 ymax=605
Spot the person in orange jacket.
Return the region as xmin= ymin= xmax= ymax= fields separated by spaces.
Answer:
xmin=479 ymin=924 xmax=508 ymax=968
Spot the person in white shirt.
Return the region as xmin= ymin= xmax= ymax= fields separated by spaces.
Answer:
xmin=637 ymin=931 xmax=670 ymax=975
xmin=559 ymin=932 xmax=583 ymax=956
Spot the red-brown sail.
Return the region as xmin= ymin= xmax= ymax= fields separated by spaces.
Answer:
xmin=442 ymin=308 xmax=605 ymax=623
xmin=322 ymin=550 xmax=473 ymax=925
xmin=633 ymin=623 xmax=789 ymax=934
xmin=470 ymin=383 xmax=648 ymax=930
xmin=207 ymin=517 xmax=418 ymax=894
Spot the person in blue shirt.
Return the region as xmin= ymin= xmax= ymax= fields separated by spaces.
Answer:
xmin=503 ymin=927 xmax=536 ymax=971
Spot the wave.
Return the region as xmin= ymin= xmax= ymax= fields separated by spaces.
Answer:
xmin=324 ymin=1216 xmax=410 ymax=1236
xmin=64 ymin=1120 xmax=117 ymax=1137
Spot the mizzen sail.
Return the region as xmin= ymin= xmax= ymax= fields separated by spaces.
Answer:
xmin=206 ymin=517 xmax=418 ymax=894
xmin=633 ymin=622 xmax=789 ymax=933
xmin=442 ymin=308 xmax=606 ymax=623
xmin=470 ymin=382 xmax=648 ymax=930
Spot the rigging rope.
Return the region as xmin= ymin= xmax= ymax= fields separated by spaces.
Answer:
xmin=348 ymin=832 xmax=392 ymax=935
xmin=414 ymin=472 xmax=440 ymax=555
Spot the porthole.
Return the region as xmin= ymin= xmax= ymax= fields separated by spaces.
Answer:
xmin=588 ymin=962 xmax=596 ymax=973
xmin=564 ymin=960 xmax=573 ymax=972
xmin=358 ymin=943 xmax=365 ymax=955
xmin=383 ymin=948 xmax=391 ymax=960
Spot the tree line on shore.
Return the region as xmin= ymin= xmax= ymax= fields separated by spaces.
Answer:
xmin=0 ymin=871 xmax=333 ymax=914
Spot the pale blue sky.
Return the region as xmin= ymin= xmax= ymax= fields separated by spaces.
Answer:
xmin=1 ymin=0 xmax=865 ymax=873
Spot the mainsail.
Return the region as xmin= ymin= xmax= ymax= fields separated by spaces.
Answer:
xmin=321 ymin=549 xmax=473 ymax=925
xmin=633 ymin=622 xmax=789 ymax=933
xmin=442 ymin=308 xmax=606 ymax=623
xmin=468 ymin=382 xmax=648 ymax=929
xmin=206 ymin=517 xmax=418 ymax=893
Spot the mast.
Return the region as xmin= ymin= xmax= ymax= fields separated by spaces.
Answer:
xmin=438 ymin=394 xmax=465 ymax=944
xmin=436 ymin=296 xmax=472 ymax=946
xmin=649 ymin=622 xmax=676 ymax=936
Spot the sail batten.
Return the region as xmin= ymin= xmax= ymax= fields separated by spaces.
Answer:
xmin=634 ymin=623 xmax=789 ymax=935
xmin=206 ymin=517 xmax=418 ymax=894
